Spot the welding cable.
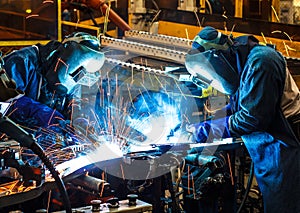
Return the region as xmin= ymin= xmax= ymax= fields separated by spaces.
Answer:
xmin=236 ymin=161 xmax=254 ymax=213
xmin=0 ymin=116 xmax=72 ymax=213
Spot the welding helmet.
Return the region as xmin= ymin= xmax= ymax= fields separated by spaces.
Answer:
xmin=45 ymin=32 xmax=105 ymax=95
xmin=185 ymin=26 xmax=239 ymax=95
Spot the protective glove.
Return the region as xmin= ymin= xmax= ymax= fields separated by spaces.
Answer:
xmin=34 ymin=119 xmax=81 ymax=150
xmin=186 ymin=116 xmax=231 ymax=143
xmin=72 ymin=117 xmax=101 ymax=142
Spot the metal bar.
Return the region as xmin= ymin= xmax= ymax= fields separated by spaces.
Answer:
xmin=105 ymin=57 xmax=166 ymax=74
xmin=124 ymin=30 xmax=192 ymax=49
xmin=101 ymin=36 xmax=187 ymax=64
xmin=235 ymin=0 xmax=243 ymax=18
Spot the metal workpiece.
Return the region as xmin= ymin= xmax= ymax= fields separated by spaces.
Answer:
xmin=100 ymin=36 xmax=187 ymax=64
xmin=124 ymin=30 xmax=193 ymax=50
xmin=104 ymin=57 xmax=189 ymax=83
xmin=105 ymin=57 xmax=165 ymax=74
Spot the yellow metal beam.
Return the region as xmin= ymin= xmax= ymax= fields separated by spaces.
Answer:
xmin=235 ymin=0 xmax=243 ymax=18
xmin=57 ymin=0 xmax=62 ymax=41
xmin=157 ymin=20 xmax=300 ymax=58
xmin=199 ymin=0 xmax=206 ymax=13
xmin=271 ymin=0 xmax=280 ymax=22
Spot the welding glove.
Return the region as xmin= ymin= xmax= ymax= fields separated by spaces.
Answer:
xmin=34 ymin=121 xmax=80 ymax=149
xmin=186 ymin=116 xmax=231 ymax=143
xmin=72 ymin=117 xmax=97 ymax=134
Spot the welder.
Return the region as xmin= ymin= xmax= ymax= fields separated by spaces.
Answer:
xmin=2 ymin=32 xmax=105 ymax=144
xmin=185 ymin=26 xmax=300 ymax=213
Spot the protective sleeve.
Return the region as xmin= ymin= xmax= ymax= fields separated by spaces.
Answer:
xmin=8 ymin=96 xmax=65 ymax=129
xmin=229 ymin=55 xmax=285 ymax=135
xmin=3 ymin=46 xmax=41 ymax=100
xmin=187 ymin=116 xmax=231 ymax=143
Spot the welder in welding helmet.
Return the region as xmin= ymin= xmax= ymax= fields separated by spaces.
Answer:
xmin=3 ymin=32 xmax=104 ymax=138
xmin=185 ymin=26 xmax=300 ymax=213
xmin=185 ymin=26 xmax=238 ymax=145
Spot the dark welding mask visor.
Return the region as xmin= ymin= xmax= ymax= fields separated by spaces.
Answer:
xmin=185 ymin=49 xmax=238 ymax=95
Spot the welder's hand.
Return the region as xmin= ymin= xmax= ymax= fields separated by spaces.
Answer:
xmin=72 ymin=117 xmax=101 ymax=142
xmin=72 ymin=117 xmax=93 ymax=133
xmin=186 ymin=116 xmax=231 ymax=143
xmin=34 ymin=119 xmax=80 ymax=148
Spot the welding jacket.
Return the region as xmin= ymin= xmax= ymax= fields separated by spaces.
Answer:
xmin=3 ymin=44 xmax=68 ymax=129
xmin=229 ymin=37 xmax=300 ymax=213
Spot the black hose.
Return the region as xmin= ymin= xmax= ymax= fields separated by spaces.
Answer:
xmin=0 ymin=116 xmax=72 ymax=213
xmin=236 ymin=161 xmax=254 ymax=213
xmin=30 ymin=142 xmax=72 ymax=213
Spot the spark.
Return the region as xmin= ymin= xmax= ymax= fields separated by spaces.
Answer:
xmin=47 ymin=190 xmax=51 ymax=212
xmin=286 ymin=45 xmax=297 ymax=52
xmin=261 ymin=32 xmax=268 ymax=44
xmin=192 ymin=173 xmax=196 ymax=199
xmin=100 ymin=178 xmax=105 ymax=197
xmin=6 ymin=107 xmax=18 ymax=117
xmin=271 ymin=5 xmax=280 ymax=22
xmin=43 ymin=0 xmax=54 ymax=3
xmin=25 ymin=14 xmax=39 ymax=19
xmin=153 ymin=74 xmax=168 ymax=94
xmin=227 ymin=153 xmax=234 ymax=185
xmin=115 ymin=73 xmax=118 ymax=96
xmin=127 ymin=84 xmax=134 ymax=109
xmin=223 ymin=21 xmax=228 ymax=33
xmin=230 ymin=24 xmax=236 ymax=36
xmin=131 ymin=66 xmax=134 ymax=84
xmin=283 ymin=41 xmax=289 ymax=56
xmin=222 ymin=14 xmax=228 ymax=20
xmin=148 ymin=71 xmax=154 ymax=87
xmin=193 ymin=10 xmax=202 ymax=29
xmin=185 ymin=28 xmax=190 ymax=40
xmin=47 ymin=109 xmax=57 ymax=126
xmin=283 ymin=32 xmax=293 ymax=42
xmin=138 ymin=89 xmax=151 ymax=113
xmin=173 ymin=79 xmax=187 ymax=100
xmin=54 ymin=58 xmax=69 ymax=74
xmin=271 ymin=30 xmax=293 ymax=42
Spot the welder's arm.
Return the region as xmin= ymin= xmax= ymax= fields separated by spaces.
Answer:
xmin=8 ymin=96 xmax=81 ymax=146
xmin=186 ymin=116 xmax=231 ymax=143
xmin=0 ymin=53 xmax=25 ymax=102
xmin=8 ymin=96 xmax=65 ymax=129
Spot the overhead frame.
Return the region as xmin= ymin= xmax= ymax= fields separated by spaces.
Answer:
xmin=0 ymin=0 xmax=62 ymax=46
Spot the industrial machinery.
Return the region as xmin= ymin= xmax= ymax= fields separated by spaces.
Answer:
xmin=4 ymin=0 xmax=296 ymax=212
xmin=0 ymin=27 xmax=249 ymax=213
